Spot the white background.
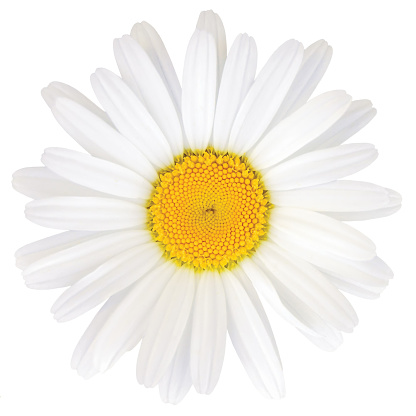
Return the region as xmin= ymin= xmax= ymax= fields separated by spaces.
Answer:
xmin=1 ymin=0 xmax=415 ymax=415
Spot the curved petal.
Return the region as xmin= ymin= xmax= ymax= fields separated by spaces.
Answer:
xmin=213 ymin=34 xmax=257 ymax=151
xmin=307 ymin=99 xmax=377 ymax=152
xmin=272 ymin=180 xmax=399 ymax=213
xmin=256 ymin=242 xmax=358 ymax=332
xmin=249 ymin=91 xmax=352 ymax=169
xmin=268 ymin=39 xmax=333 ymax=125
xmin=51 ymin=242 xmax=162 ymax=321
xmin=114 ymin=35 xmax=184 ymax=155
xmin=269 ymin=207 xmax=376 ymax=261
xmin=228 ymin=39 xmax=304 ymax=154
xmin=41 ymin=147 xmax=152 ymax=200
xmin=136 ymin=267 xmax=196 ymax=388
xmin=190 ymin=270 xmax=227 ymax=394
xmin=25 ymin=196 xmax=146 ymax=231
xmin=50 ymin=97 xmax=157 ymax=182
xmin=222 ymin=268 xmax=285 ymax=398
xmin=12 ymin=167 xmax=107 ymax=200
xmin=159 ymin=319 xmax=193 ymax=404
xmin=15 ymin=230 xmax=98 ymax=270
xmin=263 ymin=143 xmax=378 ymax=191
xmin=91 ymin=68 xmax=173 ymax=168
xmin=23 ymin=230 xmax=151 ymax=290
xmin=324 ymin=188 xmax=401 ymax=221
xmin=130 ymin=21 xmax=181 ymax=112
xmin=71 ymin=260 xmax=176 ymax=378
xmin=182 ymin=28 xmax=218 ymax=150
xmin=42 ymin=81 xmax=110 ymax=123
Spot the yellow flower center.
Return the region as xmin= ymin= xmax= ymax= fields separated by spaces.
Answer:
xmin=148 ymin=149 xmax=270 ymax=271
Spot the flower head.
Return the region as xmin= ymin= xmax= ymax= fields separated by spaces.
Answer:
xmin=13 ymin=10 xmax=401 ymax=404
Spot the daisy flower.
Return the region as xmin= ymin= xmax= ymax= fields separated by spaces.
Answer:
xmin=13 ymin=10 xmax=401 ymax=404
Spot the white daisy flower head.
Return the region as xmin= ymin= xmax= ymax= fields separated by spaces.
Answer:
xmin=13 ymin=10 xmax=401 ymax=404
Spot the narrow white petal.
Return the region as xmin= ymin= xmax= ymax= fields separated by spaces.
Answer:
xmin=12 ymin=167 xmax=106 ymax=200
xmin=264 ymin=143 xmax=378 ymax=191
xmin=222 ymin=268 xmax=285 ymax=398
xmin=325 ymin=273 xmax=387 ymax=299
xmin=23 ymin=230 xmax=151 ymax=289
xmin=51 ymin=242 xmax=162 ymax=321
xmin=91 ymin=68 xmax=173 ymax=168
xmin=309 ymin=100 xmax=377 ymax=152
xmin=269 ymin=207 xmax=376 ymax=261
xmin=272 ymin=180 xmax=397 ymax=213
xmin=240 ymin=259 xmax=317 ymax=335
xmin=228 ymin=40 xmax=304 ymax=154
xmin=25 ymin=196 xmax=146 ymax=231
xmin=325 ymin=188 xmax=401 ymax=221
xmin=298 ymin=327 xmax=343 ymax=351
xmin=268 ymin=40 xmax=333 ymax=126
xmin=251 ymin=255 xmax=344 ymax=349
xmin=51 ymin=97 xmax=157 ymax=182
xmin=256 ymin=243 xmax=358 ymax=332
xmin=130 ymin=21 xmax=182 ymax=112
xmin=42 ymin=147 xmax=152 ymax=200
xmin=249 ymin=91 xmax=351 ymax=169
xmin=42 ymin=81 xmax=110 ymax=122
xmin=137 ymin=267 xmax=196 ymax=387
xmin=275 ymin=232 xmax=391 ymax=288
xmin=182 ymin=29 xmax=217 ymax=150
xmin=16 ymin=230 xmax=98 ymax=270
xmin=159 ymin=320 xmax=193 ymax=404
xmin=196 ymin=10 xmax=227 ymax=81
xmin=190 ymin=271 xmax=227 ymax=394
xmin=213 ymin=34 xmax=257 ymax=151
xmin=114 ymin=35 xmax=184 ymax=155
xmin=72 ymin=261 xmax=176 ymax=377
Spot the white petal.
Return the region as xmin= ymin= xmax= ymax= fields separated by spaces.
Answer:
xmin=264 ymin=143 xmax=378 ymax=191
xmin=222 ymin=268 xmax=285 ymax=398
xmin=51 ymin=242 xmax=162 ymax=321
xmin=42 ymin=81 xmax=110 ymax=123
xmin=250 ymin=255 xmax=344 ymax=350
xmin=12 ymin=167 xmax=106 ymax=199
xmin=16 ymin=230 xmax=98 ymax=270
xmin=182 ymin=28 xmax=218 ymax=150
xmin=272 ymin=180 xmax=398 ymax=213
xmin=275 ymin=232 xmax=391 ymax=288
xmin=190 ymin=271 xmax=227 ymax=394
xmin=196 ymin=10 xmax=227 ymax=81
xmin=308 ymin=100 xmax=377 ymax=152
xmin=268 ymin=40 xmax=333 ymax=126
xmin=269 ymin=207 xmax=376 ymax=261
xmin=213 ymin=34 xmax=257 ymax=151
xmin=91 ymin=68 xmax=173 ymax=168
xmin=51 ymin=97 xmax=157 ymax=182
xmin=249 ymin=91 xmax=351 ymax=169
xmin=325 ymin=188 xmax=401 ymax=221
xmin=41 ymin=147 xmax=152 ymax=200
xmin=256 ymin=243 xmax=358 ymax=332
xmin=72 ymin=261 xmax=176 ymax=378
xmin=159 ymin=320 xmax=193 ymax=405
xmin=298 ymin=327 xmax=343 ymax=352
xmin=240 ymin=258 xmax=317 ymax=335
xmin=130 ymin=21 xmax=182 ymax=112
xmin=137 ymin=267 xmax=196 ymax=387
xmin=25 ymin=196 xmax=146 ymax=231
xmin=228 ymin=40 xmax=304 ymax=154
xmin=23 ymin=230 xmax=151 ymax=290
xmin=324 ymin=272 xmax=387 ymax=299
xmin=114 ymin=35 xmax=184 ymax=155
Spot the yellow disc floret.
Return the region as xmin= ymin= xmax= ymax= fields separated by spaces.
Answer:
xmin=148 ymin=149 xmax=270 ymax=271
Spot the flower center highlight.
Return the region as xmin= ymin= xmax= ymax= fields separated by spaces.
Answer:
xmin=148 ymin=149 xmax=270 ymax=271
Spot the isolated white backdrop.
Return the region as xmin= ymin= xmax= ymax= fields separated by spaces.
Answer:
xmin=1 ymin=0 xmax=414 ymax=415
